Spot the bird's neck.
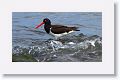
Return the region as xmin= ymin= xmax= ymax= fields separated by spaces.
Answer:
xmin=44 ymin=25 xmax=51 ymax=34
xmin=45 ymin=24 xmax=51 ymax=26
xmin=45 ymin=23 xmax=51 ymax=28
xmin=45 ymin=22 xmax=51 ymax=26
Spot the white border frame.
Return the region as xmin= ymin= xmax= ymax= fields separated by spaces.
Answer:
xmin=0 ymin=0 xmax=114 ymax=74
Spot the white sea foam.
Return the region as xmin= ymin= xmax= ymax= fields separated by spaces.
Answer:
xmin=68 ymin=42 xmax=75 ymax=45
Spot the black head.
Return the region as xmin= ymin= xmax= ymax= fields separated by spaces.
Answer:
xmin=35 ymin=18 xmax=51 ymax=29
xmin=43 ymin=18 xmax=51 ymax=25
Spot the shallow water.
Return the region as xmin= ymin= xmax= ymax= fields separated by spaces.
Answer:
xmin=12 ymin=12 xmax=102 ymax=62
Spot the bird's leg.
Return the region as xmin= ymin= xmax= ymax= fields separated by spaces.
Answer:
xmin=55 ymin=37 xmax=61 ymax=41
xmin=55 ymin=37 xmax=59 ymax=41
xmin=53 ymin=37 xmax=64 ymax=44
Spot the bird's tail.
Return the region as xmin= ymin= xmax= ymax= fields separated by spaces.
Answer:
xmin=71 ymin=27 xmax=80 ymax=31
xmin=75 ymin=29 xmax=80 ymax=31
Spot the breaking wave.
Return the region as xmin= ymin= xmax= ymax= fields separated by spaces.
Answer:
xmin=12 ymin=34 xmax=102 ymax=62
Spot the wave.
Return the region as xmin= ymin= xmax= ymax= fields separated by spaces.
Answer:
xmin=12 ymin=34 xmax=102 ymax=62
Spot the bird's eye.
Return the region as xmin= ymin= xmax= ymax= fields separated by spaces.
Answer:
xmin=45 ymin=20 xmax=47 ymax=22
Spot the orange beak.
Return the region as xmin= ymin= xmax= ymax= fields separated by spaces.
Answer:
xmin=35 ymin=22 xmax=44 ymax=29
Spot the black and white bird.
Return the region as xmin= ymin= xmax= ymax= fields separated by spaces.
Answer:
xmin=35 ymin=18 xmax=80 ymax=39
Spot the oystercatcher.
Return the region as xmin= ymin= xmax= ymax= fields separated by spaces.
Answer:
xmin=35 ymin=18 xmax=80 ymax=39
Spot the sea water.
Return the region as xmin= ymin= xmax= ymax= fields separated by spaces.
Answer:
xmin=12 ymin=12 xmax=102 ymax=62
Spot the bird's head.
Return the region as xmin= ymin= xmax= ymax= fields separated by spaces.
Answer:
xmin=35 ymin=18 xmax=51 ymax=29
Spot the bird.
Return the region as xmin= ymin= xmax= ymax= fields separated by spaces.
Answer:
xmin=35 ymin=18 xmax=80 ymax=39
